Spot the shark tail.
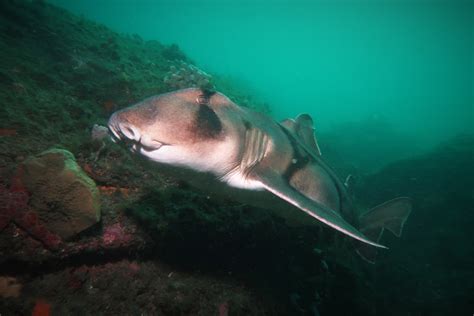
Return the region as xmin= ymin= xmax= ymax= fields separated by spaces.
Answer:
xmin=356 ymin=197 xmax=412 ymax=263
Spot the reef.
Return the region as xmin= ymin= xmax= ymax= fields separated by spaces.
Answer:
xmin=354 ymin=135 xmax=474 ymax=316
xmin=0 ymin=1 xmax=472 ymax=315
xmin=163 ymin=61 xmax=213 ymax=90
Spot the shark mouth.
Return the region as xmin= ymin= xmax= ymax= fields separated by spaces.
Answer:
xmin=108 ymin=122 xmax=164 ymax=154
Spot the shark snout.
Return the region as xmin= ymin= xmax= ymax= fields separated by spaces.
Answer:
xmin=108 ymin=112 xmax=164 ymax=153
xmin=117 ymin=123 xmax=140 ymax=141
xmin=108 ymin=112 xmax=141 ymax=142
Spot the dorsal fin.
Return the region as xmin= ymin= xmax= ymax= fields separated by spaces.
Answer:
xmin=344 ymin=174 xmax=355 ymax=197
xmin=280 ymin=118 xmax=297 ymax=133
xmin=295 ymin=114 xmax=321 ymax=156
xmin=295 ymin=113 xmax=314 ymax=128
xmin=344 ymin=174 xmax=353 ymax=188
xmin=280 ymin=114 xmax=322 ymax=157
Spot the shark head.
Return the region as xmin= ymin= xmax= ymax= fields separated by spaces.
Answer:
xmin=108 ymin=88 xmax=241 ymax=174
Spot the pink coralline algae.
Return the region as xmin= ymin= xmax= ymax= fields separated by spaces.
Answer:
xmin=0 ymin=185 xmax=27 ymax=230
xmin=58 ymin=220 xmax=140 ymax=257
xmin=0 ymin=173 xmax=62 ymax=250
xmin=102 ymin=223 xmax=133 ymax=247
xmin=218 ymin=302 xmax=229 ymax=316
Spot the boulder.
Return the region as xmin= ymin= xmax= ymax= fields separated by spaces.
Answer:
xmin=19 ymin=148 xmax=100 ymax=239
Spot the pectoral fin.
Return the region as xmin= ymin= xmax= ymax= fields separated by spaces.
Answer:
xmin=252 ymin=168 xmax=386 ymax=248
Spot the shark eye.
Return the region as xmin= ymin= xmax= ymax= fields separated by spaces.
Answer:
xmin=121 ymin=126 xmax=136 ymax=139
xmin=196 ymin=89 xmax=216 ymax=105
xmin=196 ymin=94 xmax=208 ymax=105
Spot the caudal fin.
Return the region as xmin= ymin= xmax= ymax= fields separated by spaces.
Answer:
xmin=356 ymin=197 xmax=412 ymax=263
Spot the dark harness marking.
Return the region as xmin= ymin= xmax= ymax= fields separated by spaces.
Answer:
xmin=280 ymin=125 xmax=311 ymax=181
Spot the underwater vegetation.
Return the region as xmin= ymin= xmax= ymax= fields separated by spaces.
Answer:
xmin=0 ymin=1 xmax=472 ymax=315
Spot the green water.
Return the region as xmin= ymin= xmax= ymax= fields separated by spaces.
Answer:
xmin=0 ymin=2 xmax=472 ymax=315
xmin=49 ymin=0 xmax=473 ymax=151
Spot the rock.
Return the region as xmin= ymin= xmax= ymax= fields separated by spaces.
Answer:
xmin=91 ymin=124 xmax=109 ymax=141
xmin=19 ymin=148 xmax=100 ymax=239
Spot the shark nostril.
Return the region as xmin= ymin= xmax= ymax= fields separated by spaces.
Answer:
xmin=119 ymin=124 xmax=139 ymax=140
xmin=125 ymin=127 xmax=134 ymax=137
